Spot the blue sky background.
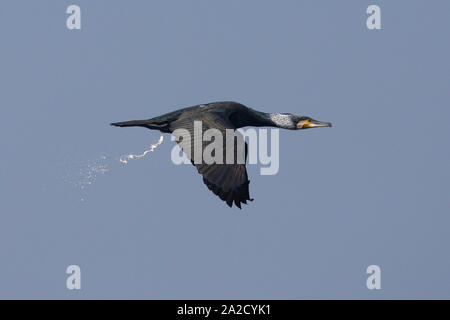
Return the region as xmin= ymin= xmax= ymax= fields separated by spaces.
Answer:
xmin=1 ymin=0 xmax=449 ymax=299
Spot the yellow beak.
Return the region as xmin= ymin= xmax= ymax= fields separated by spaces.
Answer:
xmin=297 ymin=119 xmax=332 ymax=129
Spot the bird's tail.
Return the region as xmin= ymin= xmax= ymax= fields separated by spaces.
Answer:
xmin=110 ymin=120 xmax=150 ymax=128
xmin=111 ymin=119 xmax=169 ymax=132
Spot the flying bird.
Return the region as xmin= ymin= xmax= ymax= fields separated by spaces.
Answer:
xmin=111 ymin=101 xmax=331 ymax=208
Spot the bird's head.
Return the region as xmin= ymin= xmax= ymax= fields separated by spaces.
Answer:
xmin=269 ymin=113 xmax=332 ymax=130
xmin=294 ymin=116 xmax=332 ymax=130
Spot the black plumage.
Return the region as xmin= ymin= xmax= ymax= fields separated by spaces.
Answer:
xmin=111 ymin=101 xmax=331 ymax=208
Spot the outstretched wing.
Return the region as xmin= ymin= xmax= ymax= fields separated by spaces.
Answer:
xmin=169 ymin=110 xmax=253 ymax=208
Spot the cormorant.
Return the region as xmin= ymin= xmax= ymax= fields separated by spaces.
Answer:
xmin=111 ymin=101 xmax=331 ymax=208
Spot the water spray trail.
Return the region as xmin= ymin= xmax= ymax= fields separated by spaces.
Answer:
xmin=61 ymin=135 xmax=164 ymax=202
xmin=119 ymin=135 xmax=164 ymax=164
xmin=61 ymin=155 xmax=110 ymax=200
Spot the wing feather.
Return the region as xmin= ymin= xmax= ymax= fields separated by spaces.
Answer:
xmin=169 ymin=111 xmax=253 ymax=208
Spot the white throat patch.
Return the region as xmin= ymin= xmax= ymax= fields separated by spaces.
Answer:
xmin=269 ymin=113 xmax=294 ymax=129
